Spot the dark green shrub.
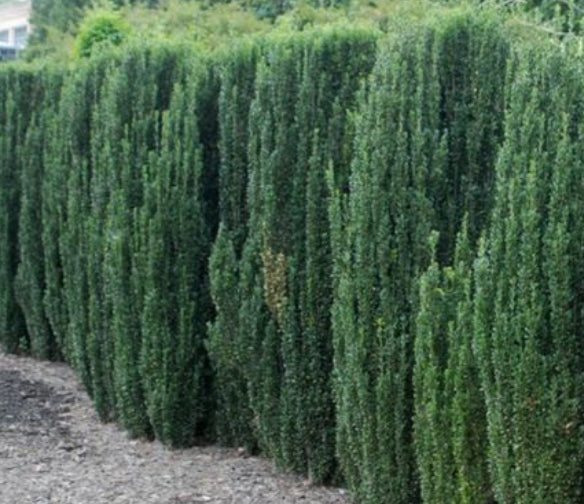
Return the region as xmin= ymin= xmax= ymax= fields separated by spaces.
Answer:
xmin=58 ymin=57 xmax=111 ymax=397
xmin=102 ymin=48 xmax=179 ymax=439
xmin=15 ymin=111 xmax=57 ymax=360
xmin=330 ymin=12 xmax=508 ymax=504
xmin=207 ymin=44 xmax=259 ymax=450
xmin=474 ymin=42 xmax=584 ymax=504
xmin=42 ymin=72 xmax=71 ymax=361
xmin=0 ymin=68 xmax=39 ymax=355
xmin=414 ymin=224 xmax=491 ymax=504
xmin=221 ymin=28 xmax=377 ymax=482
xmin=138 ymin=60 xmax=219 ymax=447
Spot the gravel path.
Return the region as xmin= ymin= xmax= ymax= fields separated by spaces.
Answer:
xmin=0 ymin=351 xmax=351 ymax=504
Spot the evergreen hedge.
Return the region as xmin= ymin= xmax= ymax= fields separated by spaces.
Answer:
xmin=330 ymin=13 xmax=508 ymax=503
xmin=415 ymin=223 xmax=491 ymax=504
xmin=0 ymin=68 xmax=36 ymax=355
xmin=473 ymin=42 xmax=584 ymax=503
xmin=2 ymin=6 xmax=584 ymax=504
xmin=209 ymin=28 xmax=377 ymax=482
xmin=15 ymin=70 xmax=62 ymax=360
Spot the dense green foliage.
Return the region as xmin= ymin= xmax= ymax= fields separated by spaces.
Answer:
xmin=207 ymin=43 xmax=258 ymax=449
xmin=75 ymin=11 xmax=131 ymax=58
xmin=209 ymin=28 xmax=377 ymax=482
xmin=330 ymin=14 xmax=507 ymax=503
xmin=27 ymin=0 xmax=583 ymax=65
xmin=3 ymin=4 xmax=584 ymax=504
xmin=137 ymin=59 xmax=219 ymax=445
xmin=3 ymin=46 xmax=219 ymax=442
xmin=15 ymin=70 xmax=63 ymax=360
xmin=207 ymin=29 xmax=379 ymax=483
xmin=415 ymin=224 xmax=491 ymax=504
xmin=473 ymin=43 xmax=584 ymax=503
xmin=30 ymin=0 xmax=160 ymax=41
xmin=0 ymin=69 xmax=33 ymax=355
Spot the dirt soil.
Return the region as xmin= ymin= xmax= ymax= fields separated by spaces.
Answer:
xmin=0 ymin=351 xmax=352 ymax=504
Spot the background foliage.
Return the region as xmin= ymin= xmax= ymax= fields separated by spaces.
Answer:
xmin=24 ymin=0 xmax=584 ymax=63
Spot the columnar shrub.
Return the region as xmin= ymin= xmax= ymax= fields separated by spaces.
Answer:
xmin=15 ymin=110 xmax=57 ymax=360
xmin=233 ymin=28 xmax=377 ymax=482
xmin=330 ymin=12 xmax=508 ymax=504
xmin=138 ymin=60 xmax=219 ymax=447
xmin=207 ymin=44 xmax=259 ymax=450
xmin=0 ymin=68 xmax=34 ymax=354
xmin=474 ymin=43 xmax=584 ymax=504
xmin=42 ymin=70 xmax=71 ymax=359
xmin=86 ymin=47 xmax=181 ymax=424
xmin=53 ymin=59 xmax=111 ymax=395
xmin=102 ymin=48 xmax=179 ymax=439
xmin=414 ymin=223 xmax=491 ymax=504
xmin=14 ymin=70 xmax=62 ymax=360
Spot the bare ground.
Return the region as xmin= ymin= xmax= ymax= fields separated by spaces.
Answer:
xmin=0 ymin=351 xmax=351 ymax=504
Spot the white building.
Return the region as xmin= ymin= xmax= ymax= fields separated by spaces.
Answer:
xmin=0 ymin=0 xmax=32 ymax=49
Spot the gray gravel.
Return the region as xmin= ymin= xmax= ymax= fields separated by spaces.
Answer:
xmin=0 ymin=351 xmax=352 ymax=504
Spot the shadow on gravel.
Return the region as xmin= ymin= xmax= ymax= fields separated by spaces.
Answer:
xmin=0 ymin=369 xmax=71 ymax=438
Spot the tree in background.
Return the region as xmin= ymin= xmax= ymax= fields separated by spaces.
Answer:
xmin=30 ymin=0 xmax=88 ymax=40
xmin=74 ymin=9 xmax=131 ymax=58
xmin=29 ymin=0 xmax=158 ymax=55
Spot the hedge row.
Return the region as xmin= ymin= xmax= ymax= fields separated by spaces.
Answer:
xmin=2 ymin=7 xmax=584 ymax=504
xmin=330 ymin=14 xmax=509 ymax=503
xmin=209 ymin=29 xmax=378 ymax=483
xmin=3 ymin=47 xmax=220 ymax=444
